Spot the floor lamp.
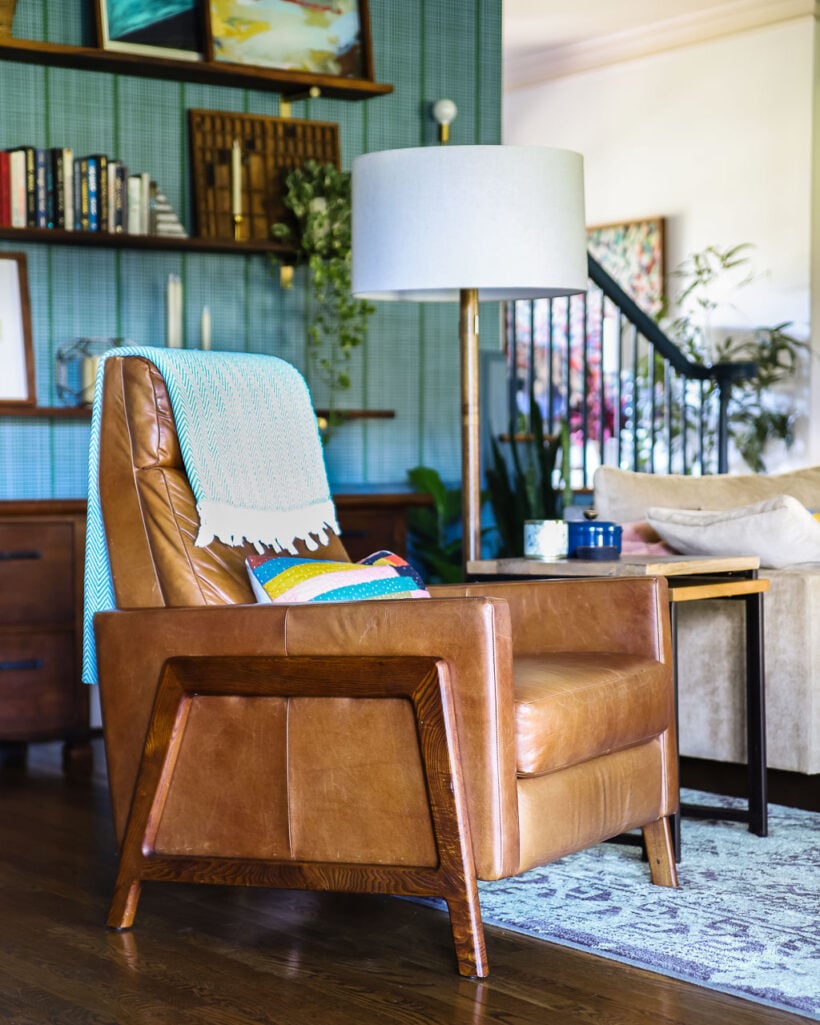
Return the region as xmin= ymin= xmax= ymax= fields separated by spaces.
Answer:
xmin=351 ymin=145 xmax=587 ymax=568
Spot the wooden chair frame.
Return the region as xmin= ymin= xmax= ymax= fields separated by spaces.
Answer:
xmin=107 ymin=653 xmax=488 ymax=978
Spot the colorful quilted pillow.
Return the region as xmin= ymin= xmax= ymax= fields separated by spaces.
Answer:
xmin=246 ymin=549 xmax=430 ymax=604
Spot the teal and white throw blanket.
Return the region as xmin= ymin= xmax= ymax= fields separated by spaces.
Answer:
xmin=82 ymin=347 xmax=338 ymax=685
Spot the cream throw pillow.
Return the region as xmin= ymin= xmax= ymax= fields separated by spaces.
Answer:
xmin=594 ymin=465 xmax=820 ymax=523
xmin=647 ymin=495 xmax=820 ymax=569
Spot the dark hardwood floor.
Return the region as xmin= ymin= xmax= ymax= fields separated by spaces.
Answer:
xmin=0 ymin=739 xmax=813 ymax=1025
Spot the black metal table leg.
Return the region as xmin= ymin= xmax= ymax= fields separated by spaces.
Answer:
xmin=677 ymin=583 xmax=769 ymax=837
xmin=745 ymin=590 xmax=768 ymax=836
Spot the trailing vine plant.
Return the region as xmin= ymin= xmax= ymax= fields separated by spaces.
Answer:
xmin=271 ymin=160 xmax=374 ymax=436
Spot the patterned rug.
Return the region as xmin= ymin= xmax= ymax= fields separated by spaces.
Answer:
xmin=475 ymin=792 xmax=819 ymax=1019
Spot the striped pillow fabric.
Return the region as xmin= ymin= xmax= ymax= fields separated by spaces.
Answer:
xmin=246 ymin=549 xmax=430 ymax=604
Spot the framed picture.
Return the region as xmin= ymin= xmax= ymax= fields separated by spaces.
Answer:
xmin=586 ymin=217 xmax=665 ymax=316
xmin=96 ymin=0 xmax=204 ymax=61
xmin=206 ymin=0 xmax=374 ymax=79
xmin=0 ymin=253 xmax=36 ymax=407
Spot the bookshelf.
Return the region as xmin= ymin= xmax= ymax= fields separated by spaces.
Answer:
xmin=0 ymin=37 xmax=393 ymax=101
xmin=0 ymin=33 xmax=391 ymax=252
xmin=0 ymin=28 xmax=394 ymax=419
xmin=0 ymin=224 xmax=292 ymax=255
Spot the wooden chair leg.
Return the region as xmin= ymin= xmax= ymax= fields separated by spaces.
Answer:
xmin=446 ymin=892 xmax=488 ymax=978
xmin=107 ymin=876 xmax=143 ymax=930
xmin=642 ymin=816 xmax=678 ymax=887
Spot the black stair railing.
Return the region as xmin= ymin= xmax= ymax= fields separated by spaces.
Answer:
xmin=505 ymin=253 xmax=758 ymax=487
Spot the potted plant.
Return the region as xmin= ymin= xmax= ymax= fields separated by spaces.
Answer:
xmin=485 ymin=397 xmax=572 ymax=559
xmin=271 ymin=160 xmax=374 ymax=436
xmin=659 ymin=243 xmax=808 ymax=472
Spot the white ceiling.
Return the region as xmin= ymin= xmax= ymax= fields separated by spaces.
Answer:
xmin=502 ymin=0 xmax=816 ymax=88
xmin=503 ymin=0 xmax=724 ymax=55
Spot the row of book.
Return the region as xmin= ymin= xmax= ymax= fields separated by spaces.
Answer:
xmin=0 ymin=147 xmax=187 ymax=237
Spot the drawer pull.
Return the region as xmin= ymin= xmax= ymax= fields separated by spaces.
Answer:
xmin=0 ymin=659 xmax=43 ymax=672
xmin=0 ymin=550 xmax=42 ymax=561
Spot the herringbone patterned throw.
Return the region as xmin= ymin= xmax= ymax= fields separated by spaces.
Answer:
xmin=82 ymin=348 xmax=338 ymax=685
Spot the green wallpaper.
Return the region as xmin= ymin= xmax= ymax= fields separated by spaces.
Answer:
xmin=0 ymin=0 xmax=502 ymax=498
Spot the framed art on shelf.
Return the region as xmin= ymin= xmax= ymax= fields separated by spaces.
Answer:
xmin=96 ymin=0 xmax=204 ymax=61
xmin=586 ymin=217 xmax=665 ymax=315
xmin=0 ymin=252 xmax=36 ymax=407
xmin=206 ymin=0 xmax=374 ymax=79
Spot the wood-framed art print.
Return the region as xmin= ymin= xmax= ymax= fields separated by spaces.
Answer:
xmin=0 ymin=252 xmax=36 ymax=407
xmin=96 ymin=0 xmax=204 ymax=61
xmin=206 ymin=0 xmax=375 ymax=80
xmin=586 ymin=217 xmax=665 ymax=316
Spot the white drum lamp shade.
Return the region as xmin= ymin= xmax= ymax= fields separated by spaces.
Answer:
xmin=350 ymin=144 xmax=587 ymax=567
xmin=351 ymin=145 xmax=587 ymax=301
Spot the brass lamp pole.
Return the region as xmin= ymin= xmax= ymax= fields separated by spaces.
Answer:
xmin=460 ymin=288 xmax=481 ymax=564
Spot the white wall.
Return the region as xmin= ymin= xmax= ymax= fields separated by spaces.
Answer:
xmin=504 ymin=16 xmax=817 ymax=467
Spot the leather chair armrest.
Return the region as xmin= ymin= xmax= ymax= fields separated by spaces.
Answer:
xmin=95 ymin=596 xmax=521 ymax=878
xmin=430 ymin=576 xmax=672 ymax=664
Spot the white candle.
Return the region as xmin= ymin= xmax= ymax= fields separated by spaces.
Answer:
xmin=200 ymin=305 xmax=211 ymax=351
xmin=166 ymin=276 xmax=175 ymax=347
xmin=166 ymin=274 xmax=183 ymax=348
xmin=231 ymin=140 xmax=242 ymax=217
xmin=81 ymin=356 xmax=99 ymax=404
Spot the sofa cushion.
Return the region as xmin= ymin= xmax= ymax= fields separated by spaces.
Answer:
xmin=594 ymin=465 xmax=820 ymax=523
xmin=246 ymin=549 xmax=430 ymax=603
xmin=513 ymin=652 xmax=671 ymax=776
xmin=647 ymin=495 xmax=820 ymax=569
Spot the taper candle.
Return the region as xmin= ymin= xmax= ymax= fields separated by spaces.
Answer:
xmin=200 ymin=305 xmax=211 ymax=351
xmin=231 ymin=140 xmax=242 ymax=218
xmin=166 ymin=274 xmax=183 ymax=348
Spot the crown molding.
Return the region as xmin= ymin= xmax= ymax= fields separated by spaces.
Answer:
xmin=504 ymin=0 xmax=818 ymax=91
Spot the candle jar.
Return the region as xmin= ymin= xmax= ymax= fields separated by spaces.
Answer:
xmin=55 ymin=337 xmax=125 ymax=407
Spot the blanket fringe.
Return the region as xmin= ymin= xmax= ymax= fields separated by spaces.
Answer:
xmin=196 ymin=498 xmax=340 ymax=554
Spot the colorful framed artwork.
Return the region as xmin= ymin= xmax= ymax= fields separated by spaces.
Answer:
xmin=96 ymin=0 xmax=204 ymax=61
xmin=206 ymin=0 xmax=374 ymax=79
xmin=586 ymin=217 xmax=665 ymax=315
xmin=0 ymin=253 xmax=36 ymax=407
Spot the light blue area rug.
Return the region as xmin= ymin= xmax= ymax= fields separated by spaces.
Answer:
xmin=475 ymin=792 xmax=819 ymax=1018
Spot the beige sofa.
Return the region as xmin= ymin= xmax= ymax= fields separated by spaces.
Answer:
xmin=593 ymin=465 xmax=820 ymax=775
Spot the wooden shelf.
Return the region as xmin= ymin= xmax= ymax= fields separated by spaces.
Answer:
xmin=0 ymin=36 xmax=393 ymax=101
xmin=0 ymin=405 xmax=395 ymax=421
xmin=0 ymin=225 xmax=293 ymax=256
xmin=0 ymin=405 xmax=89 ymax=419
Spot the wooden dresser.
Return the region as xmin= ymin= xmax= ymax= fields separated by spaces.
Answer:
xmin=333 ymin=490 xmax=432 ymax=562
xmin=0 ymin=500 xmax=90 ymax=768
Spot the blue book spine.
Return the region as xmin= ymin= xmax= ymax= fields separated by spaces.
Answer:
xmin=33 ymin=148 xmax=48 ymax=228
xmin=86 ymin=157 xmax=99 ymax=232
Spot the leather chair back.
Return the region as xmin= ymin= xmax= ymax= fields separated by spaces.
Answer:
xmin=98 ymin=355 xmax=349 ymax=609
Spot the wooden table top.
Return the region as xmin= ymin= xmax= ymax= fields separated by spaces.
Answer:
xmin=468 ymin=553 xmax=761 ymax=579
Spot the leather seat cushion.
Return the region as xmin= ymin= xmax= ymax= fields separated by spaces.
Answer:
xmin=513 ymin=652 xmax=670 ymax=776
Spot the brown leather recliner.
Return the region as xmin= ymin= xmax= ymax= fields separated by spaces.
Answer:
xmin=92 ymin=354 xmax=678 ymax=978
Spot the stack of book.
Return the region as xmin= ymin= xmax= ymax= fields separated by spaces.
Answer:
xmin=0 ymin=146 xmax=187 ymax=237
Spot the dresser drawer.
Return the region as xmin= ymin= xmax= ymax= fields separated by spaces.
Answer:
xmin=336 ymin=509 xmax=408 ymax=562
xmin=0 ymin=522 xmax=75 ymax=625
xmin=0 ymin=630 xmax=80 ymax=737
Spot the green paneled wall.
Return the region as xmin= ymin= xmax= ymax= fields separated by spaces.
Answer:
xmin=0 ymin=0 xmax=502 ymax=498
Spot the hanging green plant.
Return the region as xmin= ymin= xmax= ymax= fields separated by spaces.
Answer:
xmin=271 ymin=160 xmax=374 ymax=434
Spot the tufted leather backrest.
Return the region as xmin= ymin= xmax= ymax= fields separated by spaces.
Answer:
xmin=98 ymin=355 xmax=349 ymax=610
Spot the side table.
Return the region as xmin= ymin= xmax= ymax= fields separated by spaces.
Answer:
xmin=467 ymin=554 xmax=769 ymax=857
